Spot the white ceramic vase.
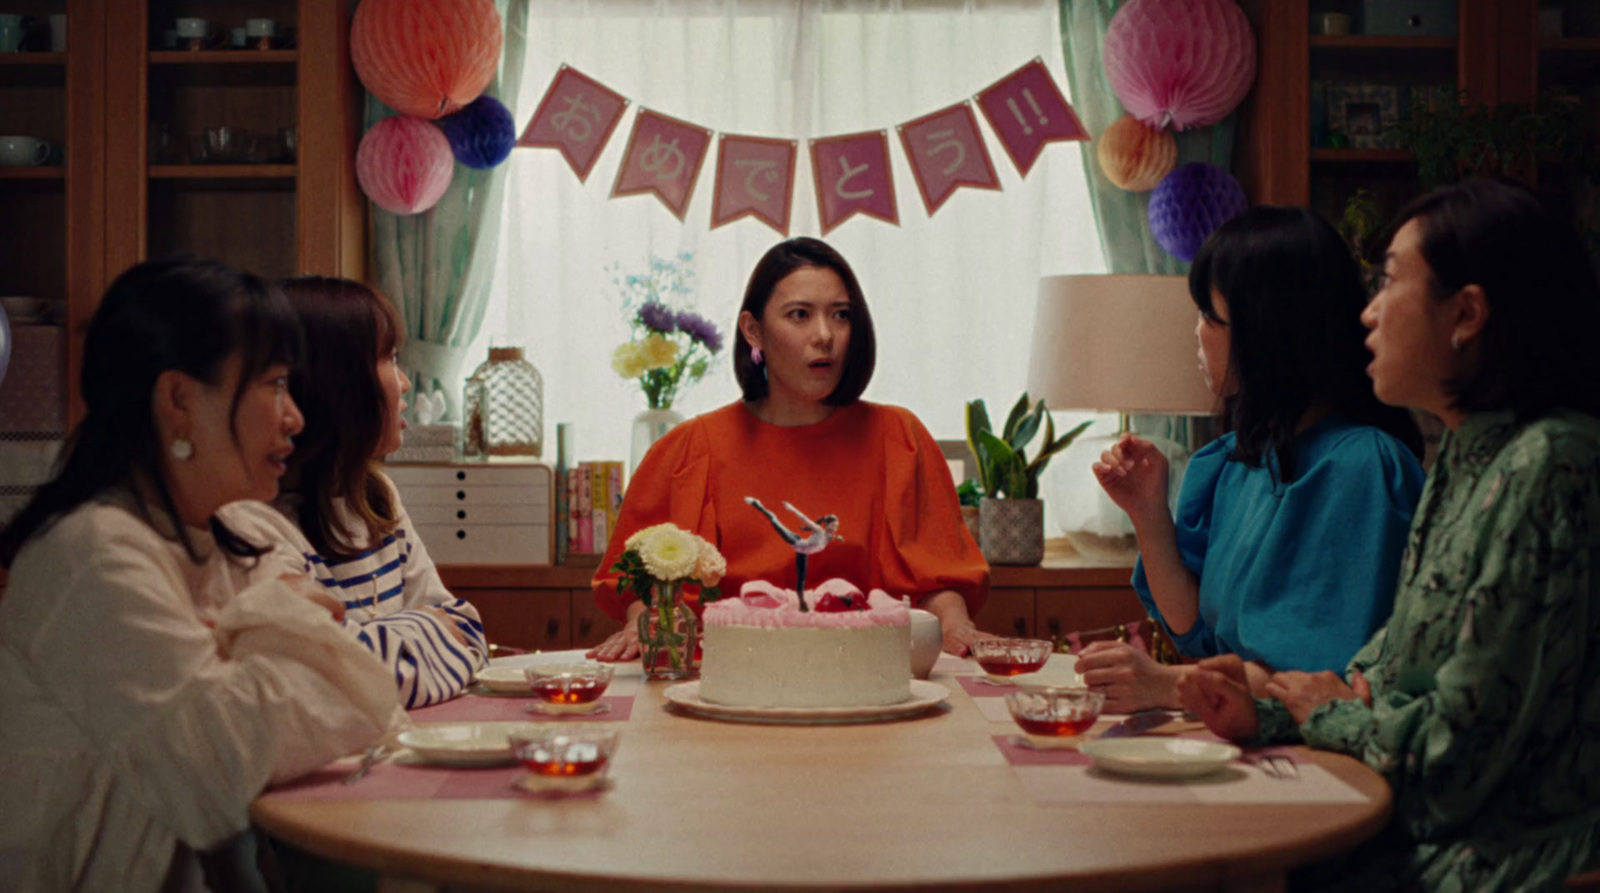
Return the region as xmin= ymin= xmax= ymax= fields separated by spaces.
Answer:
xmin=630 ymin=407 xmax=684 ymax=473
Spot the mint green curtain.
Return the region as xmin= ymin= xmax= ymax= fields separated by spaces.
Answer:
xmin=1058 ymin=0 xmax=1239 ymax=275
xmin=366 ymin=0 xmax=529 ymax=416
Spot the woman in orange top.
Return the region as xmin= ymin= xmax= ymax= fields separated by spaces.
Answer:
xmin=589 ymin=237 xmax=992 ymax=659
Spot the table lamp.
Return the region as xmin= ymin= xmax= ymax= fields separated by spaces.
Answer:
xmin=1025 ymin=274 xmax=1219 ymax=560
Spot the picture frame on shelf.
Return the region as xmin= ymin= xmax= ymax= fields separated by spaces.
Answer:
xmin=1327 ymin=84 xmax=1401 ymax=149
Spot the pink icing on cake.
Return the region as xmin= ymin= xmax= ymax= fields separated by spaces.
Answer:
xmin=703 ymin=578 xmax=910 ymax=629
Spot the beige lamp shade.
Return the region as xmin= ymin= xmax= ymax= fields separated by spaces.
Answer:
xmin=1026 ymin=274 xmax=1218 ymax=416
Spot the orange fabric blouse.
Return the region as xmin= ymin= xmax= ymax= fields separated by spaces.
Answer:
xmin=592 ymin=401 xmax=989 ymax=621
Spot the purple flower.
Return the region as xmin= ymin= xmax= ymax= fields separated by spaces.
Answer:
xmin=637 ymin=302 xmax=677 ymax=334
xmin=675 ymin=311 xmax=723 ymax=353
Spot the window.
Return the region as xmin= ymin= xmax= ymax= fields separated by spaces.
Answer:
xmin=475 ymin=0 xmax=1106 ymax=496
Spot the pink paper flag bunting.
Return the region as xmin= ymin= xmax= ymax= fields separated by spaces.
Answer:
xmin=975 ymin=58 xmax=1088 ymax=178
xmin=710 ymin=134 xmax=798 ymax=236
xmin=808 ymin=130 xmax=899 ymax=236
xmin=610 ymin=108 xmax=713 ymax=221
xmin=897 ymin=102 xmax=1001 ymax=215
xmin=517 ymin=65 xmax=629 ymax=182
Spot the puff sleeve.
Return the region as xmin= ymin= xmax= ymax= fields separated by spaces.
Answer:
xmin=874 ymin=407 xmax=989 ymax=616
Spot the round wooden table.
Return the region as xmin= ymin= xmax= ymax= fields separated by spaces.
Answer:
xmin=254 ymin=660 xmax=1391 ymax=892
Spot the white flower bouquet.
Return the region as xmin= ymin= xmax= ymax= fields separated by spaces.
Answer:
xmin=611 ymin=522 xmax=725 ymax=606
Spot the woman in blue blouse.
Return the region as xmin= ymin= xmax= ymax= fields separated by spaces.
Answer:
xmin=1081 ymin=206 xmax=1425 ymax=713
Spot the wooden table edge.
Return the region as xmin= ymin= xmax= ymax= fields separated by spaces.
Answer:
xmin=251 ymin=748 xmax=1392 ymax=893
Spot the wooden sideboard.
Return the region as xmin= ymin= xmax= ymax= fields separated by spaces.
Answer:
xmin=446 ymin=540 xmax=1143 ymax=652
xmin=0 ymin=544 xmax=1143 ymax=651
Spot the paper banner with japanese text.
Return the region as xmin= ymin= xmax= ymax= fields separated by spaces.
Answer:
xmin=897 ymin=102 xmax=1001 ymax=215
xmin=516 ymin=65 xmax=629 ymax=181
xmin=809 ymin=131 xmax=898 ymax=235
xmin=611 ymin=109 xmax=713 ymax=220
xmin=974 ymin=59 xmax=1087 ymax=177
xmin=711 ymin=134 xmax=797 ymax=235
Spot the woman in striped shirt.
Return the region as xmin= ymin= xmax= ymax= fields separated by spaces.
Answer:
xmin=236 ymin=276 xmax=487 ymax=707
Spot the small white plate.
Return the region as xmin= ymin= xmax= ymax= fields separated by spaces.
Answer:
xmin=1077 ymin=737 xmax=1242 ymax=779
xmin=397 ymin=722 xmax=538 ymax=767
xmin=475 ymin=666 xmax=533 ymax=694
xmin=663 ymin=680 xmax=949 ymax=725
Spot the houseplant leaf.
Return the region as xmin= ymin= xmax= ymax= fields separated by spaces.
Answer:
xmin=965 ymin=399 xmax=994 ymax=495
xmin=1000 ymin=392 xmax=1031 ymax=443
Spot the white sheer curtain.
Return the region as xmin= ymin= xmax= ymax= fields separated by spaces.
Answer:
xmin=477 ymin=0 xmax=1108 ymax=531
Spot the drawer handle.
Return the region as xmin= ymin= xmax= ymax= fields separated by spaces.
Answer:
xmin=456 ymin=471 xmax=466 ymax=481
xmin=1047 ymin=617 xmax=1061 ymax=636
xmin=455 ymin=490 xmax=466 ymax=501
xmin=455 ymin=530 xmax=466 ymax=540
xmin=578 ymin=617 xmax=593 ymax=636
xmin=456 ymin=510 xmax=466 ymax=520
xmin=546 ymin=618 xmax=561 ymax=638
xmin=1012 ymin=617 xmax=1027 ymax=636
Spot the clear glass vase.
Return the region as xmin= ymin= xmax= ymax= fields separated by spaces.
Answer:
xmin=461 ymin=346 xmax=543 ymax=457
xmin=637 ymin=581 xmax=698 ymax=681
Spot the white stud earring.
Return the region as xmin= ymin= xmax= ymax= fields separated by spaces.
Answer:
xmin=170 ymin=438 xmax=194 ymax=461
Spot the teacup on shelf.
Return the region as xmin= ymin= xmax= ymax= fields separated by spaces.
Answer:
xmin=509 ymin=725 xmax=620 ymax=795
xmin=1005 ymin=685 xmax=1105 ymax=749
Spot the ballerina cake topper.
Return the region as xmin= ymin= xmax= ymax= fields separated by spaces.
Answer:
xmin=744 ymin=497 xmax=842 ymax=612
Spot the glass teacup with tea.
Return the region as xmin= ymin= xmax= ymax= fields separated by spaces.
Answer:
xmin=523 ymin=661 xmax=614 ymax=715
xmin=970 ymin=637 xmax=1054 ymax=682
xmin=508 ymin=725 xmax=620 ymax=794
xmin=1005 ymin=685 xmax=1105 ymax=749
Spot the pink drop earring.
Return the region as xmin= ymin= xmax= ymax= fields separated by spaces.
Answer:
xmin=751 ymin=346 xmax=764 ymax=365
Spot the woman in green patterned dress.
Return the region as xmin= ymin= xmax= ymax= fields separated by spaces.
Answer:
xmin=1178 ymin=178 xmax=1600 ymax=892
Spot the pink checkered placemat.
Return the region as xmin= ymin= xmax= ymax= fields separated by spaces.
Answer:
xmin=407 ymin=695 xmax=633 ymax=723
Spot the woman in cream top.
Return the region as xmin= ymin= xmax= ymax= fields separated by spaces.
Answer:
xmin=0 ymin=259 xmax=399 ymax=893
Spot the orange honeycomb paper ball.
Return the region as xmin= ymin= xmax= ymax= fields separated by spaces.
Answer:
xmin=1096 ymin=114 xmax=1178 ymax=192
xmin=351 ymin=0 xmax=503 ymax=120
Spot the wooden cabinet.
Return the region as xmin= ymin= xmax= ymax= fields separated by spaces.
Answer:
xmin=443 ymin=546 xmax=1142 ymax=653
xmin=1237 ymin=0 xmax=1600 ymax=222
xmin=1 ymin=0 xmax=362 ymax=430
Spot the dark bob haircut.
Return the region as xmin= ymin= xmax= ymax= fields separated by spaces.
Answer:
xmin=1375 ymin=178 xmax=1600 ymax=418
xmin=0 ymin=257 xmax=300 ymax=568
xmin=733 ymin=237 xmax=876 ymax=405
xmin=1191 ymin=206 xmax=1422 ymax=481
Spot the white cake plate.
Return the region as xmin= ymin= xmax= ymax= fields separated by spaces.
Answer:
xmin=662 ymin=680 xmax=950 ymax=725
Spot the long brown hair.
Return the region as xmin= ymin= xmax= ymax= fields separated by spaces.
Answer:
xmin=279 ymin=276 xmax=402 ymax=560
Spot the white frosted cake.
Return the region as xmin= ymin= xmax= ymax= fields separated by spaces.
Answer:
xmin=698 ymin=579 xmax=912 ymax=708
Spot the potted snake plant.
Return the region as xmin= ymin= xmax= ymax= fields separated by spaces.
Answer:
xmin=965 ymin=394 xmax=1091 ymax=565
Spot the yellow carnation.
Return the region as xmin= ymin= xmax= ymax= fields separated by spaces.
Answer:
xmin=612 ymin=342 xmax=648 ymax=379
xmin=641 ymin=334 xmax=679 ymax=370
xmin=637 ymin=525 xmax=699 ymax=581
xmin=692 ymin=536 xmax=726 ymax=586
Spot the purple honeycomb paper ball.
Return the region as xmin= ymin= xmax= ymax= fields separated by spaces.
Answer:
xmin=1147 ymin=163 xmax=1248 ymax=262
xmin=436 ymin=95 xmax=515 ymax=170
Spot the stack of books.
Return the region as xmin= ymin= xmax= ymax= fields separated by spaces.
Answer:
xmin=560 ymin=461 xmax=625 ymax=558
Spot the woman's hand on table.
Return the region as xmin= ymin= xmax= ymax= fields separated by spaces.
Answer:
xmin=1176 ymin=654 xmax=1260 ymax=741
xmin=587 ymin=601 xmax=646 ymax=662
xmin=1076 ymin=640 xmax=1182 ymax=712
xmin=1264 ymin=669 xmax=1370 ymax=725
xmin=942 ymin=622 xmax=995 ymax=658
xmin=1092 ymin=434 xmax=1169 ymax=525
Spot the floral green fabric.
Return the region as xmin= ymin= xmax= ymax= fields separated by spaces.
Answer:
xmin=1255 ymin=410 xmax=1600 ymax=891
